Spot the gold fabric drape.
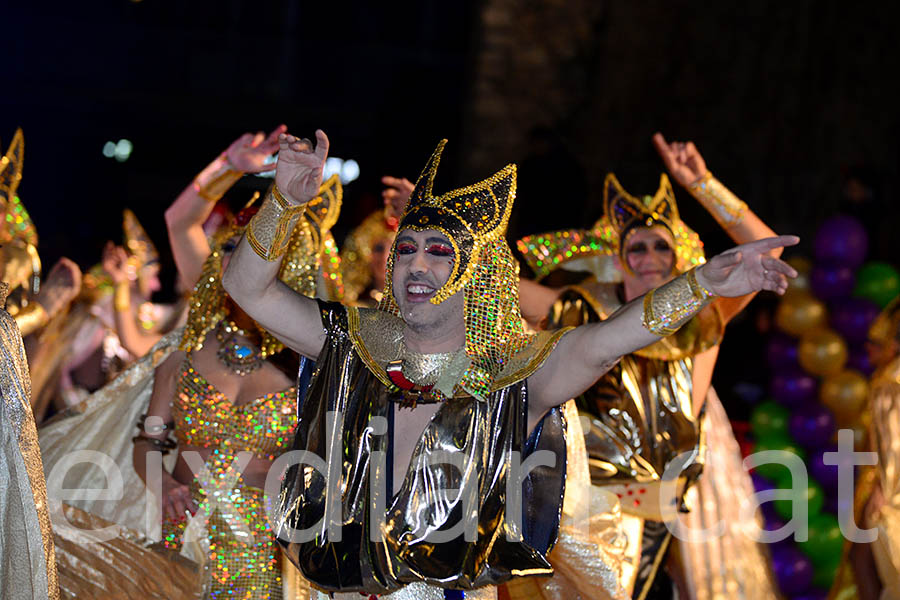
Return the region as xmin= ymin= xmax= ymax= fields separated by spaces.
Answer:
xmin=868 ymin=357 xmax=900 ymax=597
xmin=1 ymin=289 xmax=58 ymax=600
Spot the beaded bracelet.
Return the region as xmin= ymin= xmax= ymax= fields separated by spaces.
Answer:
xmin=642 ymin=267 xmax=715 ymax=336
xmin=246 ymin=185 xmax=308 ymax=261
xmin=688 ymin=171 xmax=748 ymax=228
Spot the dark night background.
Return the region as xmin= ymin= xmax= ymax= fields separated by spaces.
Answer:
xmin=4 ymin=1 xmax=899 ymax=414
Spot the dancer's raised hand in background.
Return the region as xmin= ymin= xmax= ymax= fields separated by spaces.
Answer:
xmin=275 ymin=130 xmax=330 ymax=205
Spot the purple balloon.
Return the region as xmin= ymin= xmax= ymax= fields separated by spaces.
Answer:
xmin=771 ymin=546 xmax=814 ymax=595
xmin=847 ymin=343 xmax=876 ymax=376
xmin=752 ymin=474 xmax=778 ymax=520
xmin=831 ymin=489 xmax=854 ymax=517
xmin=767 ymin=334 xmax=800 ymax=372
xmin=752 ymin=473 xmax=774 ymax=493
xmin=830 ymin=298 xmax=881 ymax=345
xmin=789 ymin=404 xmax=836 ymax=449
xmin=813 ymin=215 xmax=869 ymax=269
xmin=793 ymin=591 xmax=828 ymax=600
xmin=809 ymin=446 xmax=840 ymax=490
xmin=771 ymin=369 xmax=818 ymax=407
xmin=811 ymin=264 xmax=856 ymax=300
xmin=763 ymin=513 xmax=794 ymax=549
xmin=823 ymin=494 xmax=840 ymax=515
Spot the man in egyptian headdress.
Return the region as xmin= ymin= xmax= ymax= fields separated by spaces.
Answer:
xmin=222 ymin=130 xmax=797 ymax=599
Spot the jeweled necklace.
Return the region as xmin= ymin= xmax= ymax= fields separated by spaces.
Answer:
xmin=386 ymin=342 xmax=467 ymax=409
xmin=215 ymin=320 xmax=263 ymax=376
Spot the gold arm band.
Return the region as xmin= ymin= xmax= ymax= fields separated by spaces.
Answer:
xmin=642 ymin=267 xmax=715 ymax=336
xmin=688 ymin=171 xmax=748 ymax=228
xmin=13 ymin=302 xmax=49 ymax=337
xmin=246 ymin=185 xmax=307 ymax=261
xmin=114 ymin=281 xmax=131 ymax=312
xmin=193 ymin=156 xmax=243 ymax=202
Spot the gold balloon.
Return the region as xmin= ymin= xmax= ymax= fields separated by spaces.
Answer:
xmin=787 ymin=256 xmax=812 ymax=273
xmin=777 ymin=293 xmax=828 ymax=337
xmin=820 ymin=369 xmax=869 ymax=427
xmin=799 ymin=328 xmax=848 ymax=376
xmin=786 ymin=256 xmax=812 ymax=294
xmin=775 ymin=292 xmax=827 ymax=337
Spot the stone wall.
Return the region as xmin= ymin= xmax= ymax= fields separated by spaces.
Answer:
xmin=464 ymin=0 xmax=899 ymax=258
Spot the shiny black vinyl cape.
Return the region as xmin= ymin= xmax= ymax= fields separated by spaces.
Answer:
xmin=275 ymin=301 xmax=566 ymax=594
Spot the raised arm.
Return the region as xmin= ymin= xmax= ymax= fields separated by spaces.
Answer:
xmin=222 ymin=130 xmax=330 ymax=359
xmin=165 ymin=125 xmax=285 ymax=287
xmin=653 ymin=132 xmax=781 ymax=321
xmin=101 ymin=242 xmax=162 ymax=357
xmin=381 ymin=175 xmax=414 ymax=219
xmin=528 ymin=236 xmax=799 ymax=421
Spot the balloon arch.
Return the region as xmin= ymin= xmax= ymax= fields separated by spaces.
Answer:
xmin=746 ymin=215 xmax=900 ymax=597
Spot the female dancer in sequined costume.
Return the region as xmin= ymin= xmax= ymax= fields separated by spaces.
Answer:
xmin=132 ymin=217 xmax=303 ymax=599
xmin=40 ymin=128 xmax=343 ymax=599
xmin=133 ymin=127 xmax=343 ymax=599
xmin=513 ymin=134 xmax=781 ymax=600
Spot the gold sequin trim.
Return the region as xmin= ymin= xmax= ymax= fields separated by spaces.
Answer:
xmin=246 ymin=185 xmax=307 ymax=261
xmin=194 ymin=160 xmax=243 ymax=203
xmin=641 ymin=268 xmax=714 ymax=336
xmin=688 ymin=171 xmax=748 ymax=228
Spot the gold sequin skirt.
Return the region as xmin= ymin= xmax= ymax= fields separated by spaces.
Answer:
xmin=162 ymin=482 xmax=283 ymax=599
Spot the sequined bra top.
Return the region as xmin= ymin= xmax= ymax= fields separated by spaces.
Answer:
xmin=172 ymin=355 xmax=296 ymax=461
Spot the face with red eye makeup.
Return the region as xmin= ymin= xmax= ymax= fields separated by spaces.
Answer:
xmin=391 ymin=228 xmax=465 ymax=340
xmin=619 ymin=225 xmax=677 ymax=301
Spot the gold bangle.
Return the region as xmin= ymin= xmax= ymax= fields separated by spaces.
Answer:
xmin=642 ymin=267 xmax=715 ymax=336
xmin=114 ymin=281 xmax=131 ymax=312
xmin=193 ymin=157 xmax=243 ymax=202
xmin=688 ymin=171 xmax=748 ymax=228
xmin=246 ymin=185 xmax=307 ymax=261
xmin=13 ymin=302 xmax=49 ymax=337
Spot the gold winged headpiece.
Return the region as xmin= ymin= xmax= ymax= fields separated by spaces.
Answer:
xmin=518 ymin=172 xmax=705 ymax=281
xmin=378 ymin=140 xmax=533 ymax=399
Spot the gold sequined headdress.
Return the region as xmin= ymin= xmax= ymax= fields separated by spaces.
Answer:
xmin=378 ymin=140 xmax=532 ymax=399
xmin=518 ymin=172 xmax=705 ymax=281
xmin=180 ymin=174 xmax=344 ymax=357
xmin=1 ymin=129 xmax=38 ymax=247
xmin=604 ymin=173 xmax=705 ymax=273
xmin=0 ymin=128 xmax=42 ymax=299
xmin=122 ymin=209 xmax=160 ymax=270
xmin=77 ymin=210 xmax=160 ymax=301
